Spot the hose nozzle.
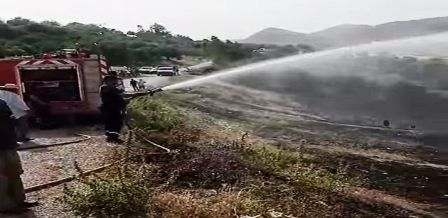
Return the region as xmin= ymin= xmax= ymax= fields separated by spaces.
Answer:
xmin=149 ymin=88 xmax=163 ymax=96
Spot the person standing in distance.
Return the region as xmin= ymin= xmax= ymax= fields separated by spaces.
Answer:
xmin=130 ymin=79 xmax=139 ymax=92
xmin=138 ymin=79 xmax=146 ymax=91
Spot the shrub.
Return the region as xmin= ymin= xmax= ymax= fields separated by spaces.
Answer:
xmin=151 ymin=192 xmax=262 ymax=218
xmin=290 ymin=169 xmax=351 ymax=193
xmin=169 ymin=149 xmax=250 ymax=189
xmin=247 ymin=181 xmax=330 ymax=217
xmin=141 ymin=125 xmax=202 ymax=148
xmin=234 ymin=143 xmax=351 ymax=192
xmin=241 ymin=145 xmax=301 ymax=172
xmin=63 ymin=177 xmax=152 ymax=217
xmin=128 ymin=97 xmax=184 ymax=132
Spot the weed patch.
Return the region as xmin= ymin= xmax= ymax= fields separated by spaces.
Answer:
xmin=241 ymin=145 xmax=301 ymax=172
xmin=168 ymin=149 xmax=251 ymax=189
xmin=128 ymin=97 xmax=184 ymax=132
xmin=63 ymin=176 xmax=152 ymax=217
xmin=151 ymin=191 xmax=262 ymax=218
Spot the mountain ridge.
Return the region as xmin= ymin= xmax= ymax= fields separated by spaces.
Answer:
xmin=239 ymin=16 xmax=448 ymax=49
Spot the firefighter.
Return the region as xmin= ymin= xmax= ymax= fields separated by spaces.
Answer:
xmin=130 ymin=79 xmax=139 ymax=92
xmin=100 ymin=75 xmax=126 ymax=143
xmin=0 ymin=84 xmax=32 ymax=142
xmin=0 ymin=99 xmax=37 ymax=214
xmin=138 ymin=79 xmax=147 ymax=90
xmin=383 ymin=120 xmax=391 ymax=128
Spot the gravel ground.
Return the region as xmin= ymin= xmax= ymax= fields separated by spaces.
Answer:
xmin=20 ymin=135 xmax=118 ymax=188
xmin=3 ymin=126 xmax=123 ymax=218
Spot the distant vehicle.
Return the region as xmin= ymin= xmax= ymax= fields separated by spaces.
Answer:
xmin=138 ymin=66 xmax=157 ymax=74
xmin=187 ymin=61 xmax=217 ymax=75
xmin=110 ymin=66 xmax=131 ymax=77
xmin=157 ymin=66 xmax=179 ymax=76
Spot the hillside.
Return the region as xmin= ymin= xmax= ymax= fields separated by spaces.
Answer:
xmin=239 ymin=27 xmax=308 ymax=45
xmin=240 ymin=16 xmax=448 ymax=48
xmin=239 ymin=27 xmax=332 ymax=49
xmin=310 ymin=24 xmax=374 ymax=46
xmin=0 ymin=18 xmax=256 ymax=66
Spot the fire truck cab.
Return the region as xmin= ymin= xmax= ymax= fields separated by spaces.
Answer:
xmin=0 ymin=52 xmax=110 ymax=116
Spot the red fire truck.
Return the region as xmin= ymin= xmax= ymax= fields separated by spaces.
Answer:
xmin=0 ymin=52 xmax=110 ymax=116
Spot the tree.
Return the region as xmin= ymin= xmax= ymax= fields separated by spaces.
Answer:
xmin=99 ymin=42 xmax=130 ymax=66
xmin=210 ymin=36 xmax=219 ymax=42
xmin=0 ymin=45 xmax=5 ymax=58
xmin=149 ymin=23 xmax=170 ymax=35
xmin=160 ymin=47 xmax=181 ymax=60
xmin=202 ymin=36 xmax=251 ymax=64
xmin=137 ymin=25 xmax=144 ymax=33
xmin=0 ymin=21 xmax=17 ymax=39
xmin=41 ymin=20 xmax=61 ymax=27
xmin=0 ymin=18 xmax=255 ymax=66
xmin=4 ymin=46 xmax=26 ymax=56
xmin=7 ymin=17 xmax=33 ymax=26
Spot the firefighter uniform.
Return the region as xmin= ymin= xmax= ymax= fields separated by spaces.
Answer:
xmin=0 ymin=89 xmax=31 ymax=142
xmin=100 ymin=77 xmax=126 ymax=143
xmin=0 ymin=99 xmax=26 ymax=213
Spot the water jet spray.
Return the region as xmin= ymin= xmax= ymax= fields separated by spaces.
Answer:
xmin=162 ymin=32 xmax=448 ymax=91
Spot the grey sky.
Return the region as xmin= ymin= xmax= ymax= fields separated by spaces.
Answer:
xmin=1 ymin=0 xmax=448 ymax=40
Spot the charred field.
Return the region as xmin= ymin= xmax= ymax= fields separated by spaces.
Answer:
xmin=167 ymin=81 xmax=448 ymax=214
xmin=60 ymin=81 xmax=448 ymax=217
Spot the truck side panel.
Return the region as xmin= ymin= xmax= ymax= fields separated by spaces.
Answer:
xmin=0 ymin=60 xmax=20 ymax=86
xmin=82 ymin=59 xmax=102 ymax=113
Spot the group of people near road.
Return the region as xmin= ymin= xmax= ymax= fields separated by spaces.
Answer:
xmin=0 ymin=85 xmax=37 ymax=214
xmin=129 ymin=78 xmax=147 ymax=92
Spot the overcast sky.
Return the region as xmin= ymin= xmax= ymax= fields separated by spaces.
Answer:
xmin=1 ymin=0 xmax=448 ymax=40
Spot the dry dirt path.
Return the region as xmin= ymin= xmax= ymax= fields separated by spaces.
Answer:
xmin=2 ymin=127 xmax=119 ymax=218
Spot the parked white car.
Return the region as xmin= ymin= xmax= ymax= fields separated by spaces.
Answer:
xmin=138 ymin=66 xmax=157 ymax=74
xmin=110 ymin=66 xmax=131 ymax=76
xmin=157 ymin=66 xmax=179 ymax=76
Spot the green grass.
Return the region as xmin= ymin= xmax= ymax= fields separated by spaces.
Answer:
xmin=241 ymin=145 xmax=301 ymax=171
xmin=63 ymin=177 xmax=152 ymax=217
xmin=128 ymin=97 xmax=184 ymax=132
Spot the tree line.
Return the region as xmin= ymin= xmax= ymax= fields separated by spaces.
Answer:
xmin=0 ymin=17 xmax=311 ymax=66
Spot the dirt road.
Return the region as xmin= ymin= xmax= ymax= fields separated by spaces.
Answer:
xmin=3 ymin=127 xmax=119 ymax=217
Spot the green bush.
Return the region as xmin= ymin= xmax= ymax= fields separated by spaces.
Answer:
xmin=238 ymin=144 xmax=351 ymax=192
xmin=290 ymin=169 xmax=350 ymax=192
xmin=128 ymin=97 xmax=184 ymax=132
xmin=242 ymin=145 xmax=300 ymax=171
xmin=63 ymin=178 xmax=151 ymax=217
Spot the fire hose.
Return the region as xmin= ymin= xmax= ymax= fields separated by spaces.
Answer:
xmin=18 ymin=134 xmax=92 ymax=151
xmin=24 ymin=162 xmax=115 ymax=193
xmin=24 ymin=131 xmax=170 ymax=193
